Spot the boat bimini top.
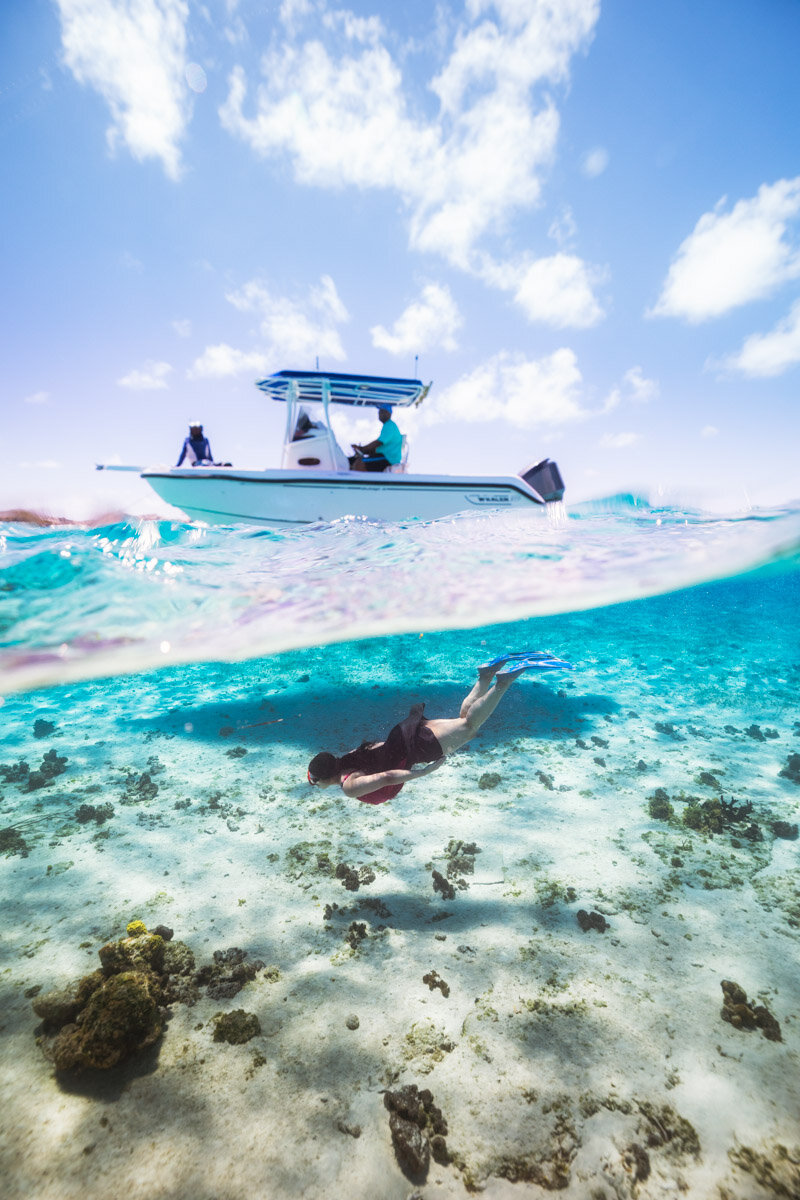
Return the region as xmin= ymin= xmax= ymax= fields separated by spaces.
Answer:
xmin=255 ymin=370 xmax=430 ymax=408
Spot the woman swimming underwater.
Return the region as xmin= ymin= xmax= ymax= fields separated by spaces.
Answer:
xmin=306 ymin=650 xmax=572 ymax=804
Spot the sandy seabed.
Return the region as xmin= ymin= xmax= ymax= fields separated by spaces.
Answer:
xmin=1 ymin=589 xmax=799 ymax=1200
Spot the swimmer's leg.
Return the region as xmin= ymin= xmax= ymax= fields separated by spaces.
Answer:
xmin=428 ymin=668 xmax=522 ymax=755
xmin=461 ymin=668 xmax=521 ymax=731
xmin=458 ymin=666 xmax=494 ymax=718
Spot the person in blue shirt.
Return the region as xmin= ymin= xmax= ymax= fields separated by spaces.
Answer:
xmin=349 ymin=407 xmax=403 ymax=472
xmin=176 ymin=422 xmax=214 ymax=467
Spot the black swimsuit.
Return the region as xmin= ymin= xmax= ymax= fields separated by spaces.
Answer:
xmin=338 ymin=703 xmax=443 ymax=775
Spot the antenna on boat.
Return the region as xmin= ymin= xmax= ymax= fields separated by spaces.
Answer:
xmin=414 ymin=354 xmax=418 ymax=379
xmin=316 ymin=355 xmax=319 ymax=371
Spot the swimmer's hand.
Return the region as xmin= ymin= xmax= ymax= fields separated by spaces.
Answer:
xmin=410 ymin=757 xmax=446 ymax=775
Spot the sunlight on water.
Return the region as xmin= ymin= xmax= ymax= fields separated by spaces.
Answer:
xmin=1 ymin=499 xmax=799 ymax=693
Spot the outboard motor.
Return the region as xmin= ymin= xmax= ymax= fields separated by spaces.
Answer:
xmin=519 ymin=458 xmax=565 ymax=503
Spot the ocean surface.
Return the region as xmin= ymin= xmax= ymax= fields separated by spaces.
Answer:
xmin=2 ymin=497 xmax=800 ymax=1199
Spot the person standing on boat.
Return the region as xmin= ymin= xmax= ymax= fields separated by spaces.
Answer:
xmin=306 ymin=651 xmax=572 ymax=803
xmin=349 ymin=406 xmax=403 ymax=472
xmin=177 ymin=422 xmax=214 ymax=467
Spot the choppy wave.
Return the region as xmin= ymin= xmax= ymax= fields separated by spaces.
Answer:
xmin=1 ymin=497 xmax=799 ymax=695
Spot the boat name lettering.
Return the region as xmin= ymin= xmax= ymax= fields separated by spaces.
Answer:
xmin=465 ymin=493 xmax=511 ymax=505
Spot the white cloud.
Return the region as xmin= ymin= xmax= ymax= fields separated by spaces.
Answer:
xmin=371 ymin=283 xmax=462 ymax=355
xmin=188 ymin=344 xmax=270 ymax=379
xmin=190 ymin=274 xmax=349 ymax=378
xmin=223 ymin=15 xmax=248 ymax=46
xmin=599 ymin=431 xmax=640 ymax=449
xmin=322 ymin=8 xmax=385 ymax=43
xmin=718 ymin=297 xmax=800 ymax=377
xmin=55 ymin=0 xmax=191 ymax=179
xmin=280 ymin=0 xmax=314 ymax=30
xmin=117 ymin=359 xmax=173 ymax=389
xmin=548 ymin=206 xmax=578 ymax=249
xmin=185 ymin=62 xmax=207 ymax=93
xmin=220 ymin=0 xmax=600 ymax=269
xmin=476 ymin=250 xmax=605 ymax=327
xmin=172 ymin=318 xmax=192 ymax=337
xmin=650 ymin=177 xmax=800 ymax=322
xmin=600 ymin=367 xmax=656 ymax=415
xmin=120 ymin=250 xmax=144 ymax=272
xmin=429 ymin=348 xmax=589 ymax=430
xmin=510 ymin=253 xmax=604 ymax=327
xmin=622 ymin=366 xmax=658 ymax=402
xmin=24 ymin=391 xmax=50 ymax=405
xmin=701 ymin=425 xmax=719 ymax=437
xmin=581 ymin=146 xmax=608 ymax=178
xmin=224 ymin=273 xmax=349 ymax=363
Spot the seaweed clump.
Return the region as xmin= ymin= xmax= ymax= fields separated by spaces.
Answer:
xmin=576 ymin=910 xmax=608 ymax=933
xmin=345 ymin=921 xmax=368 ymax=951
xmin=195 ymin=947 xmax=267 ymax=1000
xmin=0 ymin=826 xmax=30 ymax=858
xmin=431 ymin=839 xmax=480 ymax=899
xmin=383 ymin=1084 xmax=449 ymax=1182
xmin=682 ymin=794 xmax=756 ymax=837
xmin=4 ymin=749 xmax=69 ymax=792
xmin=445 ymin=839 xmax=481 ymax=878
xmin=432 ymin=869 xmax=456 ymax=901
xmin=121 ymin=770 xmax=159 ymax=804
xmin=0 ymin=761 xmax=31 ymax=785
xmin=335 ymin=861 xmax=376 ymax=892
xmin=729 ymin=1141 xmax=800 ymax=1197
xmin=75 ymin=802 xmax=115 ymax=825
xmin=648 ymin=789 xmax=674 ymax=821
xmin=778 ymin=753 xmax=800 ymax=785
xmin=720 ymin=979 xmax=782 ymax=1042
xmin=636 ymin=1101 xmax=700 ymax=1160
xmin=422 ymin=970 xmax=450 ymax=998
xmin=212 ymin=1009 xmax=261 ymax=1044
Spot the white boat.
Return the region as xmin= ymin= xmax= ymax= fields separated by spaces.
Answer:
xmin=101 ymin=371 xmax=564 ymax=526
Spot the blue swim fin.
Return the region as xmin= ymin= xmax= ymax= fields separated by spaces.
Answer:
xmin=496 ymin=652 xmax=574 ymax=677
xmin=479 ymin=649 xmax=552 ymax=671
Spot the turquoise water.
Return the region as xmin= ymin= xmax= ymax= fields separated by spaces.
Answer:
xmin=1 ymin=501 xmax=800 ymax=1198
xmin=2 ymin=497 xmax=799 ymax=692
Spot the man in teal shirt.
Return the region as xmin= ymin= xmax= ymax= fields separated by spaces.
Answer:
xmin=350 ymin=407 xmax=403 ymax=472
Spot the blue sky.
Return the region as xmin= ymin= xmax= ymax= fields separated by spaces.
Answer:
xmin=3 ymin=0 xmax=799 ymax=517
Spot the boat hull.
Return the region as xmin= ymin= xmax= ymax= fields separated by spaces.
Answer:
xmin=141 ymin=468 xmax=546 ymax=525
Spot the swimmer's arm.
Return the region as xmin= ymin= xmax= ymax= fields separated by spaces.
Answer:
xmin=342 ymin=759 xmax=444 ymax=797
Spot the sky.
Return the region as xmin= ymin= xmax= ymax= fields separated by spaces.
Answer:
xmin=2 ymin=0 xmax=799 ymax=518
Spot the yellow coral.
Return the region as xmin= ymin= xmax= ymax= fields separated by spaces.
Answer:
xmin=126 ymin=919 xmax=148 ymax=937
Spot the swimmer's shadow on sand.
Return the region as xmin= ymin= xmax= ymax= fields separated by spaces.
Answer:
xmin=119 ymin=682 xmax=620 ymax=754
xmin=297 ymin=890 xmax=617 ymax=943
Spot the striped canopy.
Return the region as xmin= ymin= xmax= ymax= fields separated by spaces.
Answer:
xmin=256 ymin=370 xmax=429 ymax=408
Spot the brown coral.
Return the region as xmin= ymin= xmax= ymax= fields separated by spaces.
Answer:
xmin=50 ymin=971 xmax=163 ymax=1071
xmin=384 ymin=1084 xmax=449 ymax=1182
xmin=721 ymin=979 xmax=782 ymax=1042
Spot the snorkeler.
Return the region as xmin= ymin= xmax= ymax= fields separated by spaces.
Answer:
xmin=306 ymin=651 xmax=572 ymax=805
